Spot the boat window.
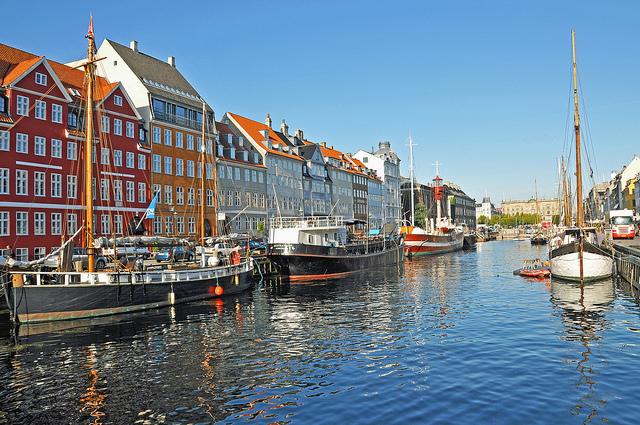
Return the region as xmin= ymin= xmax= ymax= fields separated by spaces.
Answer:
xmin=612 ymin=216 xmax=633 ymax=225
xmin=308 ymin=235 xmax=313 ymax=244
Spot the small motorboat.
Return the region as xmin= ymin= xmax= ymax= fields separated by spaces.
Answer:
xmin=530 ymin=233 xmax=548 ymax=245
xmin=514 ymin=259 xmax=551 ymax=278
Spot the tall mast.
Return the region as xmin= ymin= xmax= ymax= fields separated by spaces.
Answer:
xmin=84 ymin=17 xmax=96 ymax=272
xmin=535 ymin=178 xmax=539 ymax=223
xmin=409 ymin=134 xmax=415 ymax=226
xmin=561 ymin=157 xmax=570 ymax=226
xmin=199 ymin=100 xmax=206 ymax=255
xmin=572 ymin=29 xmax=584 ymax=227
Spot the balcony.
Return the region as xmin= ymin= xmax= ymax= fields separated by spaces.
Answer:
xmin=153 ymin=110 xmax=207 ymax=131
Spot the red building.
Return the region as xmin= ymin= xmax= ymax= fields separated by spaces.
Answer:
xmin=0 ymin=43 xmax=150 ymax=261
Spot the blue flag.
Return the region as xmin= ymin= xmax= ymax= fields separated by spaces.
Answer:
xmin=145 ymin=193 xmax=158 ymax=219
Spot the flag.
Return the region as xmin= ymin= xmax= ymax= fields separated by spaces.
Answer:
xmin=145 ymin=193 xmax=158 ymax=219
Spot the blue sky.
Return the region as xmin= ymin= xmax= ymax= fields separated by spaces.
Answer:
xmin=4 ymin=1 xmax=639 ymax=203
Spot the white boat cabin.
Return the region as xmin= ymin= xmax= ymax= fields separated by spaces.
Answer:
xmin=269 ymin=216 xmax=348 ymax=247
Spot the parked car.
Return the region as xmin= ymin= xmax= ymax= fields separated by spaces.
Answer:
xmin=42 ymin=248 xmax=108 ymax=270
xmin=155 ymin=246 xmax=195 ymax=263
xmin=248 ymin=240 xmax=266 ymax=252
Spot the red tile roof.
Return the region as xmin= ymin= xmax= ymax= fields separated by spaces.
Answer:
xmin=227 ymin=112 xmax=303 ymax=161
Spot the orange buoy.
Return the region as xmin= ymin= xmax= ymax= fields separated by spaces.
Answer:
xmin=214 ymin=286 xmax=224 ymax=296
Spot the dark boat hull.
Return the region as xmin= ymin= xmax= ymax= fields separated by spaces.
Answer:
xmin=268 ymin=243 xmax=404 ymax=282
xmin=4 ymin=267 xmax=253 ymax=323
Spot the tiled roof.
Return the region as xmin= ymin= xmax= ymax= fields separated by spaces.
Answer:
xmin=215 ymin=120 xmax=266 ymax=168
xmin=227 ymin=112 xmax=303 ymax=161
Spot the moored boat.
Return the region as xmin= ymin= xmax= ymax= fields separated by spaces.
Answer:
xmin=267 ymin=216 xmax=404 ymax=282
xmin=514 ymin=259 xmax=550 ymax=278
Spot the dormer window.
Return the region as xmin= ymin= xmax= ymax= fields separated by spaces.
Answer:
xmin=217 ymin=145 xmax=223 ymax=157
xmin=230 ymin=147 xmax=235 ymax=159
xmin=0 ymin=94 xmax=6 ymax=113
xmin=243 ymin=151 xmax=249 ymax=161
xmin=35 ymin=72 xmax=47 ymax=86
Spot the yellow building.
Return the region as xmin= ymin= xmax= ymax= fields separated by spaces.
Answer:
xmin=501 ymin=199 xmax=559 ymax=220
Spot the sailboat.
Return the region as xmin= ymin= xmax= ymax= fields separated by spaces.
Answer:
xmin=402 ymin=140 xmax=464 ymax=257
xmin=1 ymin=19 xmax=253 ymax=324
xmin=548 ymin=30 xmax=613 ymax=282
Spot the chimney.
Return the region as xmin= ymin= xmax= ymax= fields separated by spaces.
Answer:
xmin=265 ymin=113 xmax=272 ymax=128
xmin=295 ymin=128 xmax=304 ymax=141
xmin=167 ymin=56 xmax=176 ymax=67
xmin=130 ymin=40 xmax=138 ymax=52
xmin=280 ymin=119 xmax=289 ymax=136
xmin=379 ymin=141 xmax=391 ymax=150
xmin=320 ymin=142 xmax=326 ymax=147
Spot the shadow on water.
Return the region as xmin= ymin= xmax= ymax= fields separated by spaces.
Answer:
xmin=549 ymin=278 xmax=615 ymax=424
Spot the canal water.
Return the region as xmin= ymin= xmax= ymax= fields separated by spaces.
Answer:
xmin=1 ymin=240 xmax=640 ymax=424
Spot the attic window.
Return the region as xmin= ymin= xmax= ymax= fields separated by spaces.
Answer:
xmin=0 ymin=95 xmax=6 ymax=113
xmin=113 ymin=60 xmax=118 ymax=66
xmin=243 ymin=151 xmax=249 ymax=161
xmin=114 ymin=95 xmax=123 ymax=106
xmin=35 ymin=72 xmax=47 ymax=86
xmin=230 ymin=147 xmax=235 ymax=159
xmin=363 ymin=157 xmax=368 ymax=163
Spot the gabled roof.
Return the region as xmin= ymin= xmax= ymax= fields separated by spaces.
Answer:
xmin=105 ymin=39 xmax=208 ymax=110
xmin=226 ymin=112 xmax=303 ymax=161
xmin=215 ymin=121 xmax=266 ymax=168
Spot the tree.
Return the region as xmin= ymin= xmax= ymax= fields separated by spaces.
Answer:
xmin=414 ymin=204 xmax=427 ymax=229
xmin=257 ymin=221 xmax=265 ymax=236
xmin=478 ymin=215 xmax=488 ymax=225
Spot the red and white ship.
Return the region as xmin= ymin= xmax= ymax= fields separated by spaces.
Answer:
xmin=402 ymin=141 xmax=464 ymax=257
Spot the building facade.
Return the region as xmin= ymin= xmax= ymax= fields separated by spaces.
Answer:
xmin=215 ymin=121 xmax=267 ymax=235
xmin=298 ymin=142 xmax=331 ymax=216
xmin=94 ymin=39 xmax=217 ymax=239
xmin=401 ymin=179 xmax=476 ymax=228
xmin=319 ymin=144 xmax=354 ymax=219
xmin=0 ymin=43 xmax=149 ymax=260
xmin=475 ymin=197 xmax=499 ymax=221
xmin=501 ymin=198 xmax=560 ymax=221
xmin=353 ymin=141 xmax=401 ymax=224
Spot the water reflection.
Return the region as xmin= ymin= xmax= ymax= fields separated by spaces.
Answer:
xmin=550 ymin=279 xmax=615 ymax=424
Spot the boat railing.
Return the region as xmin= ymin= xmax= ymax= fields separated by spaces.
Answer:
xmin=269 ymin=216 xmax=344 ymax=229
xmin=8 ymin=260 xmax=252 ymax=286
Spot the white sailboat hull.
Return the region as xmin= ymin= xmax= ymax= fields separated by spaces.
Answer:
xmin=550 ymin=251 xmax=612 ymax=282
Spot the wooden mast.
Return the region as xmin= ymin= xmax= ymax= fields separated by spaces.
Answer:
xmin=561 ymin=157 xmax=570 ymax=226
xmin=199 ymin=101 xmax=206 ymax=258
xmin=409 ymin=134 xmax=415 ymax=226
xmin=572 ymin=29 xmax=584 ymax=228
xmin=84 ymin=17 xmax=96 ymax=272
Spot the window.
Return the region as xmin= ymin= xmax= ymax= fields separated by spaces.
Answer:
xmin=67 ymin=141 xmax=77 ymax=160
xmin=139 ymin=127 xmax=146 ymax=142
xmin=16 ymin=211 xmax=28 ymax=235
xmin=101 ymin=148 xmax=110 ymax=165
xmin=206 ymin=163 xmax=212 ymax=180
xmin=126 ymin=121 xmax=134 ymax=138
xmin=68 ymin=110 xmax=78 ymax=128
xmin=217 ymin=144 xmax=224 ymax=157
xmin=186 ymin=160 xmax=194 ymax=177
xmin=188 ymin=188 xmax=194 ymax=205
xmin=175 ymin=132 xmax=183 ymax=148
xmin=187 ymin=134 xmax=194 ymax=150
xmin=153 ymin=184 xmax=161 ymax=204
xmin=34 ymin=136 xmax=46 ymax=156
xmin=219 ymin=190 xmax=225 ymax=206
xmin=34 ymin=212 xmax=46 ymax=235
xmin=234 ymin=167 xmax=240 ymax=180
xmin=35 ymin=100 xmax=46 ymax=120
xmin=164 ymin=128 xmax=172 ymax=146
xmin=207 ymin=189 xmax=214 ymax=207
xmin=114 ymin=95 xmax=123 ymax=106
xmin=51 ymin=139 xmax=62 ymax=158
xmin=101 ymin=115 xmax=110 ymax=133
xmin=16 ymin=95 xmax=29 ymax=116
xmin=0 ymin=169 xmax=8 ymax=194
xmin=67 ymin=213 xmax=77 ymax=234
xmin=235 ymin=191 xmax=241 ymax=206
xmin=67 ymin=175 xmax=77 ymax=199
xmin=114 ymin=150 xmax=123 ymax=167
xmin=16 ymin=170 xmax=27 ymax=195
xmin=138 ymin=182 xmax=146 ymax=203
xmin=114 ymin=215 xmax=123 ymax=235
xmin=51 ymin=173 xmax=61 ymax=197
xmin=101 ymin=215 xmax=110 ymax=235
xmin=138 ymin=154 xmax=146 ymax=170
xmin=175 ymin=158 xmax=184 ymax=176
xmin=113 ymin=180 xmax=123 ymax=202
xmin=50 ymin=213 xmax=62 ymax=235
xmin=165 ymin=216 xmax=173 ymax=235
xmin=153 ymin=127 xmax=161 ymax=144
xmin=34 ymin=171 xmax=45 ymax=196
xmin=35 ymin=72 xmax=47 ymax=86
xmin=176 ymin=186 xmax=184 ymax=205
xmin=0 ymin=212 xmax=9 ymax=236
xmin=197 ymin=163 xmax=202 ymax=178
xmin=152 ymin=154 xmax=161 ymax=173
xmin=16 ymin=133 xmax=28 ymax=153
xmin=153 ymin=217 xmax=162 ymax=235
xmin=15 ymin=248 xmax=28 ymax=261
xmin=164 ymin=185 xmax=172 ymax=205
xmin=164 ymin=156 xmax=172 ymax=174
xmin=176 ymin=216 xmax=184 ymax=235
xmin=101 ymin=179 xmax=109 ymax=200
xmin=0 ymin=96 xmax=5 ymax=114
xmin=218 ymin=165 xmax=225 ymax=179
xmin=0 ymin=131 xmax=8 ymax=151
xmin=188 ymin=217 xmax=195 ymax=234
xmin=113 ymin=118 xmax=122 ymax=136
xmin=126 ymin=181 xmax=134 ymax=202
xmin=126 ymin=151 xmax=134 ymax=168
xmin=50 ymin=104 xmax=63 ymax=124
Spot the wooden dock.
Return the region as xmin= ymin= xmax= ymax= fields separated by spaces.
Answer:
xmin=612 ymin=242 xmax=640 ymax=291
